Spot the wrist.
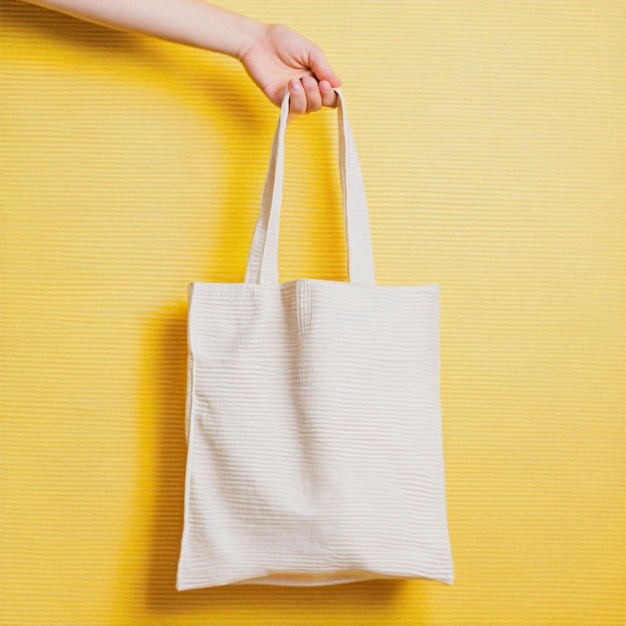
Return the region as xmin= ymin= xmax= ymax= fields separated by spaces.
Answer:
xmin=231 ymin=15 xmax=269 ymax=61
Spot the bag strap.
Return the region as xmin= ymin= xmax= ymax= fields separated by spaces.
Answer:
xmin=244 ymin=88 xmax=376 ymax=286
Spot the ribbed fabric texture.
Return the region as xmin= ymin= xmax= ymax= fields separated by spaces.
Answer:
xmin=178 ymin=280 xmax=452 ymax=589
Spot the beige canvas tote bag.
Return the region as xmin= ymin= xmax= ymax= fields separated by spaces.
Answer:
xmin=176 ymin=89 xmax=453 ymax=590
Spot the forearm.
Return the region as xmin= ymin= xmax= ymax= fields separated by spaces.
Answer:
xmin=20 ymin=0 xmax=266 ymax=59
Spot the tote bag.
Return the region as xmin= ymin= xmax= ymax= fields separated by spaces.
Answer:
xmin=176 ymin=89 xmax=453 ymax=590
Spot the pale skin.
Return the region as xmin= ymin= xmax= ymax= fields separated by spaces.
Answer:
xmin=18 ymin=0 xmax=342 ymax=115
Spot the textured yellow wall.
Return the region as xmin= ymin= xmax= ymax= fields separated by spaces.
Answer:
xmin=1 ymin=1 xmax=623 ymax=624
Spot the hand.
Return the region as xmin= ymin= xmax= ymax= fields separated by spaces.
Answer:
xmin=239 ymin=24 xmax=342 ymax=116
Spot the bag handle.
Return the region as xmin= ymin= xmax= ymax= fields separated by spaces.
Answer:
xmin=244 ymin=88 xmax=376 ymax=286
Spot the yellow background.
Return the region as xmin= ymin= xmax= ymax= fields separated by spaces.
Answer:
xmin=1 ymin=1 xmax=623 ymax=624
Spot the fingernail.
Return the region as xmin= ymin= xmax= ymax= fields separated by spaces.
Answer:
xmin=289 ymin=79 xmax=302 ymax=91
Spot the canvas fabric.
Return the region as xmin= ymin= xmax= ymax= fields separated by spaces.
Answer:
xmin=176 ymin=90 xmax=453 ymax=590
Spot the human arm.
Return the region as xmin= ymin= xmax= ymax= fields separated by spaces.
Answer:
xmin=19 ymin=0 xmax=341 ymax=113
